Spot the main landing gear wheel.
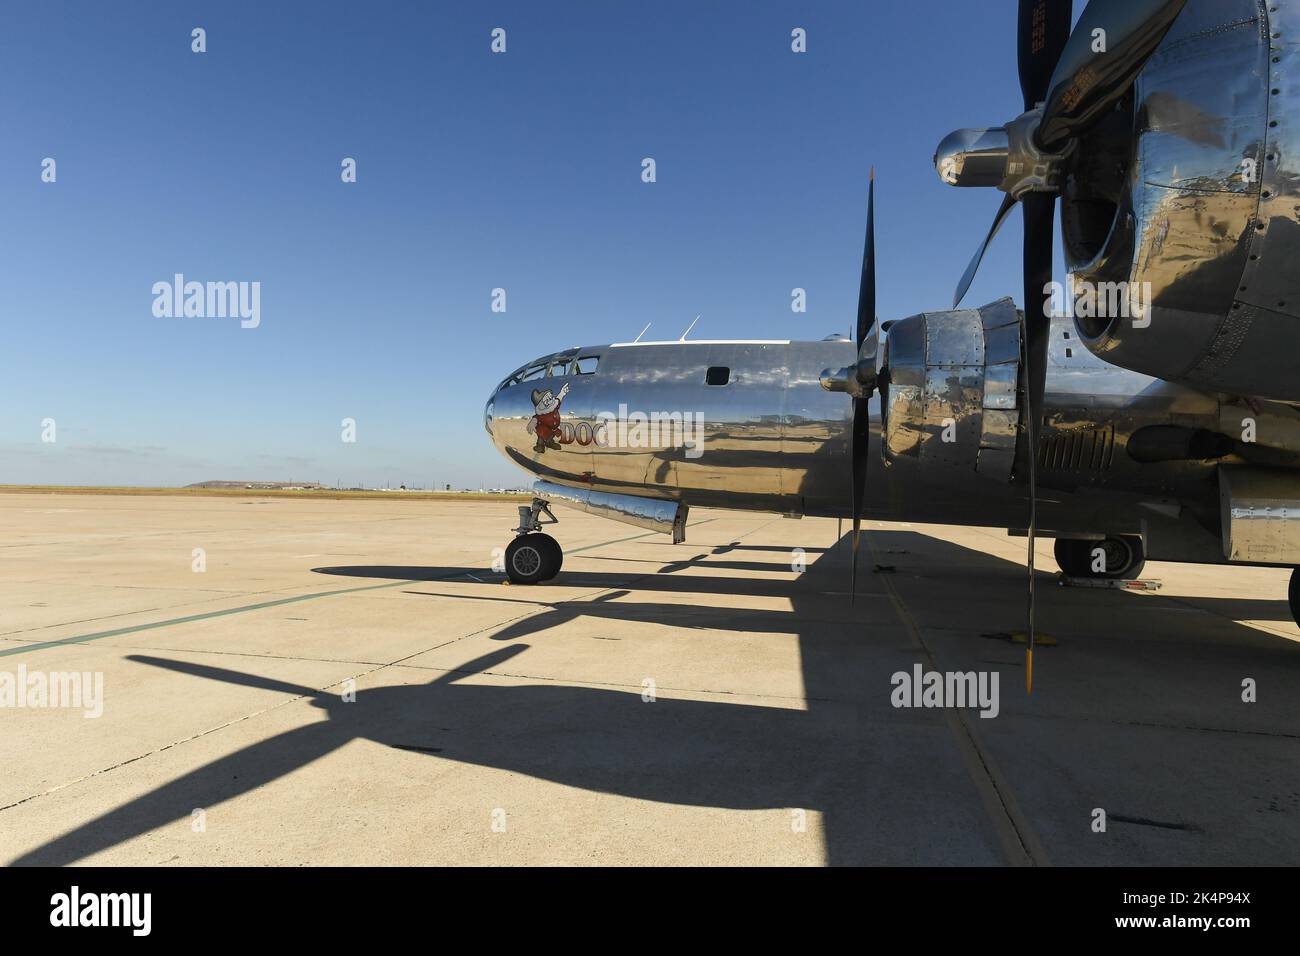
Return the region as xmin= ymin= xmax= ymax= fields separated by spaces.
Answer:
xmin=1054 ymin=535 xmax=1145 ymax=580
xmin=505 ymin=532 xmax=562 ymax=584
xmin=1289 ymin=568 xmax=1299 ymax=629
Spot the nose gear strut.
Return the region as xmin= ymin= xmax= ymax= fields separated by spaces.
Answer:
xmin=504 ymin=497 xmax=563 ymax=584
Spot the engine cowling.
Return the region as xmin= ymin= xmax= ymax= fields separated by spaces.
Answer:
xmin=1060 ymin=0 xmax=1300 ymax=402
xmin=880 ymin=297 xmax=1023 ymax=480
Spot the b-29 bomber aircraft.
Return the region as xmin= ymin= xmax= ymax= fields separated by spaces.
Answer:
xmin=482 ymin=0 xmax=1300 ymax=680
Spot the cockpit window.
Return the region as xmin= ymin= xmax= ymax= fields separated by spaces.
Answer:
xmin=498 ymin=352 xmax=588 ymax=390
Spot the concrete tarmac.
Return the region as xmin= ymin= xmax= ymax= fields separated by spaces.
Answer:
xmin=1 ymin=492 xmax=1297 ymax=866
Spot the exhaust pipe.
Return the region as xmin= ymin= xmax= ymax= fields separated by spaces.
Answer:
xmin=533 ymin=480 xmax=688 ymax=543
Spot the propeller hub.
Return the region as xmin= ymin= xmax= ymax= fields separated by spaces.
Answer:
xmin=934 ymin=127 xmax=1009 ymax=188
xmin=1000 ymin=107 xmax=1072 ymax=198
xmin=818 ymin=359 xmax=877 ymax=399
xmin=938 ymin=110 xmax=1073 ymax=199
xmin=819 ymin=366 xmax=850 ymax=393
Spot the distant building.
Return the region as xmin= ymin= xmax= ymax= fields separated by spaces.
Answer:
xmin=187 ymin=480 xmax=325 ymax=491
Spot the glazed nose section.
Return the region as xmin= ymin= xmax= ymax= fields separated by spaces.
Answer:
xmin=483 ymin=390 xmax=496 ymax=437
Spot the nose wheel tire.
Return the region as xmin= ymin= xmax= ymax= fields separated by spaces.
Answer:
xmin=1054 ymin=535 xmax=1145 ymax=579
xmin=505 ymin=532 xmax=563 ymax=584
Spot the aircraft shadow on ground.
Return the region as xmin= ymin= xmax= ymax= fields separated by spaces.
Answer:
xmin=13 ymin=530 xmax=1297 ymax=866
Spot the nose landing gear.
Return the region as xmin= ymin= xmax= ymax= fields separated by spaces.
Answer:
xmin=505 ymin=498 xmax=563 ymax=584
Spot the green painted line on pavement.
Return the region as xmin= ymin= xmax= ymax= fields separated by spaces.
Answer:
xmin=0 ymin=518 xmax=718 ymax=659
xmin=0 ymin=577 xmax=426 ymax=659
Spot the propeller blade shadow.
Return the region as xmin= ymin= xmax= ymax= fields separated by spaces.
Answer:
xmin=10 ymin=721 xmax=343 ymax=866
xmin=126 ymin=654 xmax=321 ymax=699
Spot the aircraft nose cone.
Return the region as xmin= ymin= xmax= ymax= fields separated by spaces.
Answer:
xmin=484 ymin=394 xmax=495 ymax=436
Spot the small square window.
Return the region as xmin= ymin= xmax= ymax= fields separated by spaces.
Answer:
xmin=706 ymin=366 xmax=730 ymax=386
xmin=575 ymin=356 xmax=600 ymax=374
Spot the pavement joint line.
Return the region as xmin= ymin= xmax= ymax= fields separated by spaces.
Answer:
xmin=865 ymin=529 xmax=1050 ymax=868
xmin=0 ymin=604 xmax=552 ymax=817
xmin=987 ymin=708 xmax=1300 ymax=740
xmin=1152 ymin=590 xmax=1299 ymax=639
xmin=0 ymin=516 xmax=779 ymax=821
xmin=380 ymin=518 xmax=775 ymax=674
xmin=402 ymin=586 xmax=878 ymax=630
xmin=0 ymin=692 xmax=326 ymax=815
xmin=43 ymin=641 xmax=389 ymax=669
xmin=0 ymin=586 xmax=319 ymax=640
xmin=0 ymin=520 xmax=717 ymax=660
xmin=0 ymin=578 xmax=433 ymax=660
xmin=383 ymin=659 xmax=824 ymax=703
xmin=389 ymin=516 xmax=907 ymax=720
xmin=0 ymin=524 xmax=705 ymax=660
xmin=10 ymin=501 xmax=1298 ymax=865
xmin=325 ymin=516 xmax=787 ymax=729
xmin=0 ymin=648 xmax=825 ymax=818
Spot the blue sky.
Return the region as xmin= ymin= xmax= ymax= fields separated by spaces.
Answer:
xmin=0 ymin=0 xmax=1065 ymax=488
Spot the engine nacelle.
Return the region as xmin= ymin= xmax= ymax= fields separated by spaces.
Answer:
xmin=1219 ymin=467 xmax=1300 ymax=565
xmin=880 ymin=298 xmax=1023 ymax=481
xmin=1061 ymin=0 xmax=1300 ymax=402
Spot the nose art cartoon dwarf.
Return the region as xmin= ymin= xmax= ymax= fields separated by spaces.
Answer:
xmin=527 ymin=382 xmax=570 ymax=453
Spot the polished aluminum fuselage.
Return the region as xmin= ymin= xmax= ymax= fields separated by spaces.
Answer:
xmin=484 ymin=327 xmax=1277 ymax=556
xmin=489 ymin=339 xmax=851 ymax=517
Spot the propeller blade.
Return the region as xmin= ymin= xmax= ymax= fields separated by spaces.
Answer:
xmin=1018 ymin=0 xmax=1074 ymax=111
xmin=849 ymin=167 xmax=877 ymax=603
xmin=954 ymin=193 xmax=1018 ymax=309
xmin=856 ymin=167 xmax=877 ymax=351
xmin=1037 ymin=0 xmax=1187 ymax=150
xmin=1020 ymin=190 xmax=1056 ymax=693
